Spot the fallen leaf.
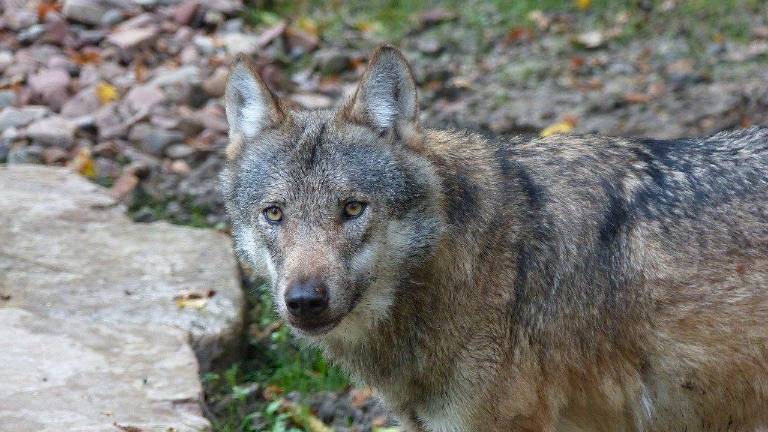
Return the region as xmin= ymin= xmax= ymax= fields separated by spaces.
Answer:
xmin=575 ymin=0 xmax=592 ymax=10
xmin=37 ymin=2 xmax=62 ymax=20
xmin=505 ymin=27 xmax=534 ymax=44
xmin=96 ymin=82 xmax=119 ymax=104
xmin=569 ymin=55 xmax=586 ymax=71
xmin=296 ymin=16 xmax=319 ymax=36
xmin=540 ymin=117 xmax=576 ymax=137
xmin=251 ymin=319 xmax=283 ymax=343
xmin=70 ymin=48 xmax=102 ymax=65
xmin=301 ymin=414 xmax=332 ymax=432
xmin=623 ymin=92 xmax=652 ymax=104
xmin=350 ymin=387 xmax=374 ymax=407
xmin=714 ymin=32 xmax=725 ymax=44
xmin=68 ymin=148 xmax=97 ymax=178
xmin=134 ymin=62 xmax=148 ymax=83
xmin=174 ymin=291 xmax=210 ymax=309
xmin=527 ymin=10 xmax=550 ymax=31
xmin=263 ymin=384 xmax=283 ymax=400
xmin=283 ymin=401 xmax=332 ymax=432
xmin=574 ymin=31 xmax=605 ymax=49
xmin=355 ymin=20 xmax=382 ymax=34
xmin=255 ymin=21 xmax=287 ymax=48
xmin=109 ymin=171 xmax=139 ymax=201
xmin=175 ymin=297 xmax=207 ymax=309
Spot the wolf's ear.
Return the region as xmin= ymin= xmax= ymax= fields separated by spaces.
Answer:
xmin=341 ymin=45 xmax=418 ymax=134
xmin=224 ymin=54 xmax=283 ymax=158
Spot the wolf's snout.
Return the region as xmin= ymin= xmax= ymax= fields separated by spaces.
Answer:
xmin=284 ymin=278 xmax=329 ymax=320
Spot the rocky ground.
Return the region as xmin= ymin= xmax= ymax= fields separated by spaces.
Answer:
xmin=2 ymin=0 xmax=768 ymax=431
xmin=3 ymin=0 xmax=768 ymax=229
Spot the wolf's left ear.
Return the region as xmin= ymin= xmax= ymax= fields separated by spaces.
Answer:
xmin=224 ymin=54 xmax=284 ymax=158
xmin=341 ymin=45 xmax=418 ymax=134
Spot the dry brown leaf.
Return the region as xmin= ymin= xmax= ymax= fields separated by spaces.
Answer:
xmin=71 ymin=49 xmax=102 ymax=66
xmin=37 ymin=2 xmax=62 ymax=20
xmin=109 ymin=171 xmax=139 ymax=201
xmin=350 ymin=387 xmax=374 ymax=407
xmin=263 ymin=384 xmax=283 ymax=400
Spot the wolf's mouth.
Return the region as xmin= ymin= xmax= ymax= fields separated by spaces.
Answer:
xmin=289 ymin=315 xmax=343 ymax=336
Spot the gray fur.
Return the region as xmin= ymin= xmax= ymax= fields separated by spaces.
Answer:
xmin=222 ymin=46 xmax=768 ymax=431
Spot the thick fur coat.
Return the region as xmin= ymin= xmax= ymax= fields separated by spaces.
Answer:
xmin=221 ymin=46 xmax=768 ymax=431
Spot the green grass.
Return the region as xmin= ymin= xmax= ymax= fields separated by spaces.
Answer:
xmin=127 ymin=188 xmax=220 ymax=228
xmin=246 ymin=281 xmax=349 ymax=394
xmin=207 ymin=281 xmax=349 ymax=432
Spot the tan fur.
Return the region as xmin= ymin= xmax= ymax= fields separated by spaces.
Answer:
xmin=317 ymin=129 xmax=768 ymax=431
xmin=222 ymin=46 xmax=768 ymax=431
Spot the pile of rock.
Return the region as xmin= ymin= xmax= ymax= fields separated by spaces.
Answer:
xmin=0 ymin=0 xmax=351 ymax=226
xmin=3 ymin=0 xmax=768 ymax=229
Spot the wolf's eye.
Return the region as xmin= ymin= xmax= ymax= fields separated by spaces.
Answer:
xmin=263 ymin=206 xmax=283 ymax=224
xmin=343 ymin=201 xmax=367 ymax=219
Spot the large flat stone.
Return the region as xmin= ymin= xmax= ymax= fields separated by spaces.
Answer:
xmin=0 ymin=308 xmax=211 ymax=432
xmin=0 ymin=165 xmax=245 ymax=430
xmin=0 ymin=165 xmax=245 ymax=371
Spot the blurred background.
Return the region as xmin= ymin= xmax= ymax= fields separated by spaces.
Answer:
xmin=1 ymin=0 xmax=767 ymax=431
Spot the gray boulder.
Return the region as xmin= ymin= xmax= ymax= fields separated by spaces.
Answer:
xmin=0 ymin=165 xmax=247 ymax=430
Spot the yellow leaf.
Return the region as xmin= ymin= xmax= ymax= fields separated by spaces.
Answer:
xmin=297 ymin=16 xmax=319 ymax=36
xmin=355 ymin=20 xmax=382 ymax=34
xmin=174 ymin=291 xmax=210 ymax=309
xmin=96 ymin=82 xmax=119 ymax=104
xmin=175 ymin=297 xmax=208 ymax=309
xmin=303 ymin=415 xmax=332 ymax=432
xmin=69 ymin=148 xmax=97 ymax=178
xmin=576 ymin=0 xmax=592 ymax=10
xmin=540 ymin=119 xmax=576 ymax=137
xmin=284 ymin=403 xmax=332 ymax=432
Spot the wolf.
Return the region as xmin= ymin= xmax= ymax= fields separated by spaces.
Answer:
xmin=220 ymin=45 xmax=768 ymax=431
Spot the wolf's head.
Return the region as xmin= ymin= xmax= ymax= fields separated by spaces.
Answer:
xmin=221 ymin=46 xmax=444 ymax=339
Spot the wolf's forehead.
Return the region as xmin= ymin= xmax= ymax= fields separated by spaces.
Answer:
xmin=236 ymin=115 xmax=405 ymax=203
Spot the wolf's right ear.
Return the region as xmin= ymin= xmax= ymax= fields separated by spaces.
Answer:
xmin=340 ymin=45 xmax=418 ymax=135
xmin=224 ymin=55 xmax=283 ymax=159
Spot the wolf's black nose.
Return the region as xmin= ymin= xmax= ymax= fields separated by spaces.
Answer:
xmin=285 ymin=278 xmax=329 ymax=319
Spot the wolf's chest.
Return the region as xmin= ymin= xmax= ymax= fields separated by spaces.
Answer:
xmin=414 ymin=392 xmax=471 ymax=432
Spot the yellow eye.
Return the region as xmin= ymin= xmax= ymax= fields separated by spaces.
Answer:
xmin=343 ymin=201 xmax=366 ymax=219
xmin=263 ymin=206 xmax=283 ymax=224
